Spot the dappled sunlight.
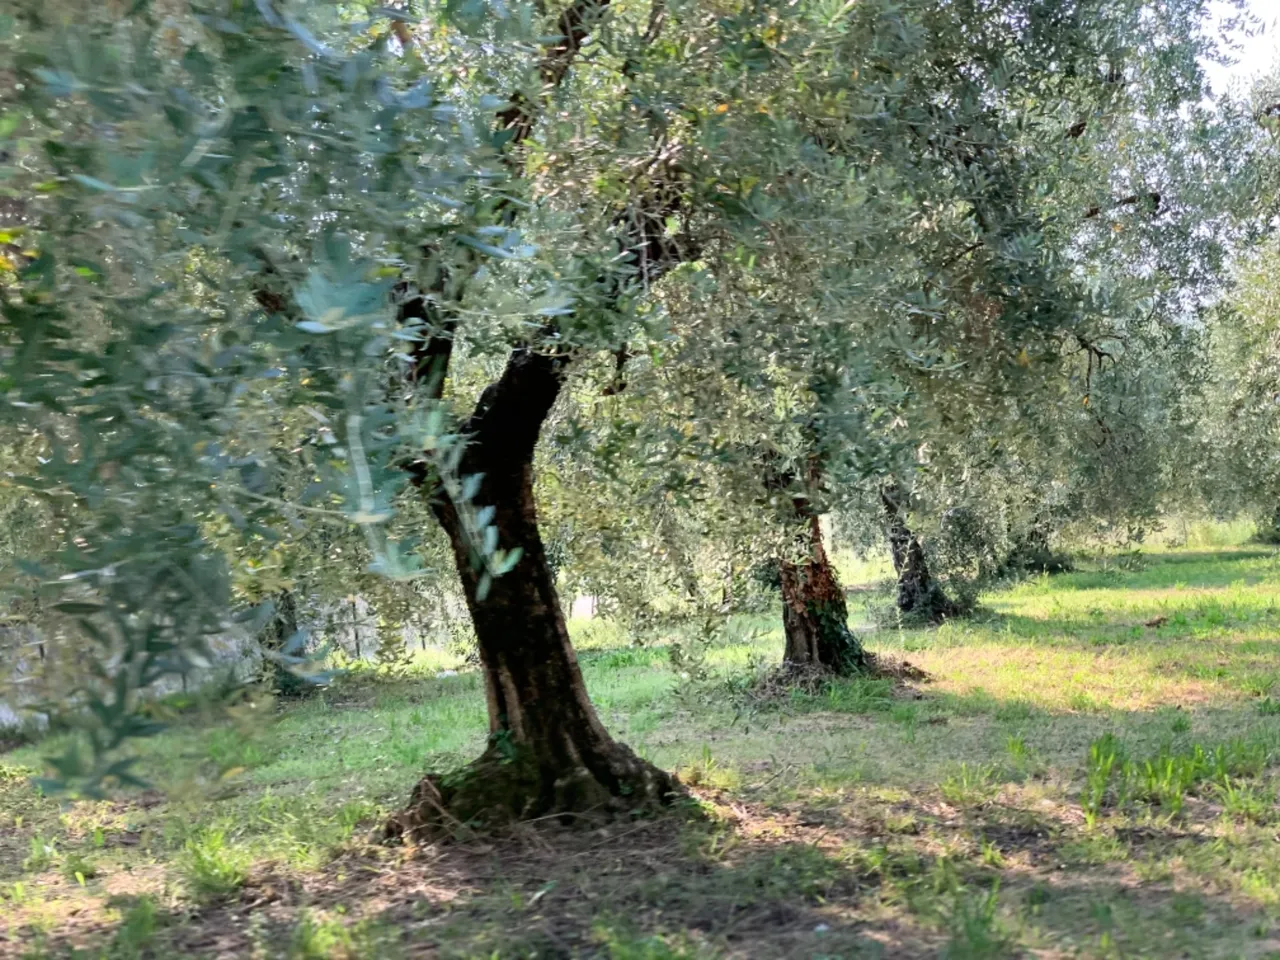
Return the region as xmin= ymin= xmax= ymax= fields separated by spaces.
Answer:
xmin=10 ymin=545 xmax=1280 ymax=957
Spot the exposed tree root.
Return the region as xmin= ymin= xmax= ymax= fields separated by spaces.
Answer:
xmin=754 ymin=650 xmax=931 ymax=702
xmin=383 ymin=744 xmax=681 ymax=843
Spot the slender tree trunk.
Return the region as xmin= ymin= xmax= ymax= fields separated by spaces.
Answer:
xmin=880 ymin=483 xmax=959 ymax=623
xmin=779 ymin=515 xmax=867 ymax=673
xmin=391 ymin=348 xmax=675 ymax=836
xmin=258 ymin=589 xmax=308 ymax=698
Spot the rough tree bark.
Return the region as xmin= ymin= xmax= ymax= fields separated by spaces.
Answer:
xmin=880 ymin=483 xmax=959 ymax=623
xmin=766 ymin=456 xmax=867 ymax=674
xmin=779 ymin=514 xmax=867 ymax=673
xmin=391 ymin=348 xmax=676 ymax=835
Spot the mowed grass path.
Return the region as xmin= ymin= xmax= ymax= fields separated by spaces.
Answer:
xmin=7 ymin=546 xmax=1280 ymax=957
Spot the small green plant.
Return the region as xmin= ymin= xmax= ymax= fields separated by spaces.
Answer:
xmin=205 ymin=727 xmax=273 ymax=776
xmin=180 ymin=828 xmax=251 ymax=900
xmin=1024 ymin=884 xmax=1051 ymax=912
xmin=820 ymin=675 xmax=895 ymax=714
xmin=1005 ymin=734 xmax=1034 ymax=778
xmin=1217 ymin=778 xmax=1273 ymax=823
xmin=598 ymin=926 xmax=703 ymax=960
xmin=1137 ymin=753 xmax=1197 ymax=816
xmin=289 ymin=910 xmax=354 ymax=959
xmin=62 ymin=851 xmax=98 ymax=883
xmin=1217 ymin=739 xmax=1269 ymax=779
xmin=1083 ymin=733 xmax=1124 ymax=826
xmin=979 ymin=841 xmax=1005 ymax=868
xmin=940 ymin=763 xmax=996 ymax=807
xmin=108 ymin=896 xmax=163 ymax=959
xmin=22 ymin=833 xmax=57 ymax=872
xmin=678 ymin=744 xmax=740 ymax=791
xmin=1258 ymin=697 xmax=1280 ymax=717
xmin=944 ymin=884 xmax=1010 ymax=959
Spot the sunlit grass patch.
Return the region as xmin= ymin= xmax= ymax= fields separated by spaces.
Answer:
xmin=7 ymin=544 xmax=1280 ymax=957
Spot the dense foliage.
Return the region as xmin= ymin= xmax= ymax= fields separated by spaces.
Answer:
xmin=0 ymin=0 xmax=1276 ymax=825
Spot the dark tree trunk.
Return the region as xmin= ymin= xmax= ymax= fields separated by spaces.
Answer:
xmin=258 ymin=589 xmax=309 ymax=698
xmin=880 ymin=483 xmax=959 ymax=623
xmin=1001 ymin=516 xmax=1072 ymax=575
xmin=764 ymin=451 xmax=867 ymax=674
xmin=391 ymin=348 xmax=675 ymax=837
xmin=1257 ymin=506 xmax=1280 ymax=545
xmin=387 ymin=0 xmax=683 ymax=837
xmin=780 ymin=515 xmax=867 ymax=672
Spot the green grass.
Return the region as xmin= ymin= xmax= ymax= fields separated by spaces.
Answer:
xmin=8 ymin=543 xmax=1280 ymax=956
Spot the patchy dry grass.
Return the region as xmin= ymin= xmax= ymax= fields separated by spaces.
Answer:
xmin=7 ymin=544 xmax=1280 ymax=957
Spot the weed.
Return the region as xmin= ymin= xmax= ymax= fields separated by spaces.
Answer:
xmin=1068 ymin=691 xmax=1103 ymax=713
xmin=598 ymin=926 xmax=705 ymax=960
xmin=994 ymin=700 xmax=1034 ymax=724
xmin=1137 ymin=752 xmax=1197 ymax=815
xmin=1170 ymin=891 xmax=1207 ymax=925
xmin=1134 ymin=856 xmax=1175 ymax=883
xmin=890 ymin=702 xmax=920 ymax=726
xmin=1005 ymin=734 xmax=1028 ymax=767
xmin=290 ymin=910 xmax=354 ymax=959
xmin=678 ymin=745 xmax=740 ymax=791
xmin=179 ymin=828 xmax=251 ymax=900
xmin=979 ymin=841 xmax=1004 ymax=868
xmin=108 ymin=896 xmax=163 ymax=959
xmin=818 ymin=675 xmax=895 ymax=714
xmin=205 ymin=726 xmax=275 ymax=776
xmin=1083 ymin=733 xmax=1124 ymax=826
xmin=62 ymin=851 xmax=98 ymax=883
xmin=1217 ymin=778 xmax=1273 ymax=823
xmin=22 ymin=833 xmax=57 ymax=872
xmin=941 ymin=764 xmax=996 ymax=807
xmin=1024 ymin=884 xmax=1051 ymax=912
xmin=1060 ymin=832 xmax=1129 ymax=866
xmin=944 ymin=884 xmax=1010 ymax=959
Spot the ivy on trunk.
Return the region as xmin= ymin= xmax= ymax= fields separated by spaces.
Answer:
xmin=767 ymin=453 xmax=867 ymax=674
xmin=779 ymin=515 xmax=867 ymax=673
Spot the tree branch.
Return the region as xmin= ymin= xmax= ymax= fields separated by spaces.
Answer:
xmin=495 ymin=0 xmax=614 ymax=148
xmin=1083 ymin=191 xmax=1161 ymax=220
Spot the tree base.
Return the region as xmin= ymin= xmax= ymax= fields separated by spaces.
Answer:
xmin=756 ymin=650 xmax=930 ymax=701
xmin=897 ymin=578 xmax=963 ymax=625
xmin=383 ymin=743 xmax=681 ymax=842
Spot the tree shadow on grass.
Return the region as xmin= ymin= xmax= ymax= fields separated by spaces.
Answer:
xmin=1016 ymin=548 xmax=1279 ymax=594
xmin=18 ymin=779 xmax=1280 ymax=960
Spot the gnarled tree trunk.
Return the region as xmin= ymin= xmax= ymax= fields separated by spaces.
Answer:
xmin=764 ymin=451 xmax=866 ymax=674
xmin=390 ymin=349 xmax=676 ymax=837
xmin=780 ymin=514 xmax=867 ymax=673
xmin=880 ymin=483 xmax=959 ymax=623
xmin=387 ymin=0 xmax=682 ymax=837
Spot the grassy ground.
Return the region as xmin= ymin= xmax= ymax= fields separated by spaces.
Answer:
xmin=7 ymin=545 xmax=1280 ymax=957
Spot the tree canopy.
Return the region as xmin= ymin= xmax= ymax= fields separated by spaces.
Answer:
xmin=0 ymin=0 xmax=1276 ymax=832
